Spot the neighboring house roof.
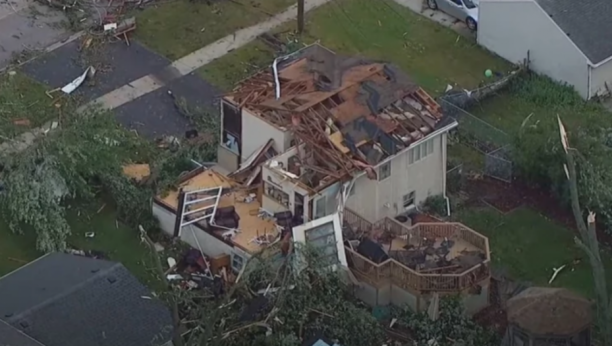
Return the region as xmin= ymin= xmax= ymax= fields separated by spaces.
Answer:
xmin=0 ymin=253 xmax=173 ymax=346
xmin=506 ymin=287 xmax=592 ymax=335
xmin=0 ymin=320 xmax=45 ymax=346
xmin=535 ymin=0 xmax=612 ymax=64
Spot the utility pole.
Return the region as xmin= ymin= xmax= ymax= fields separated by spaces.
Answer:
xmin=297 ymin=0 xmax=305 ymax=34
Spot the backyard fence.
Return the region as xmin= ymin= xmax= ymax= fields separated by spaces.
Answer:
xmin=438 ymin=97 xmax=514 ymax=183
xmin=446 ymin=163 xmax=465 ymax=194
xmin=484 ymin=145 xmax=513 ymax=183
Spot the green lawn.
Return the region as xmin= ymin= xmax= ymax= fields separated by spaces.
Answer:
xmin=469 ymin=73 xmax=611 ymax=136
xmin=455 ymin=206 xmax=612 ymax=298
xmin=198 ymin=0 xmax=510 ymax=94
xmin=0 ymin=203 xmax=161 ymax=289
xmin=135 ymin=0 xmax=294 ymax=60
xmin=0 ymin=73 xmax=60 ymax=139
xmin=198 ymin=40 xmax=275 ymax=90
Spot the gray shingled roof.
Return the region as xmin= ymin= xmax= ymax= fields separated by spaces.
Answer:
xmin=0 ymin=253 xmax=173 ymax=346
xmin=535 ymin=0 xmax=612 ymax=64
xmin=0 ymin=320 xmax=45 ymax=346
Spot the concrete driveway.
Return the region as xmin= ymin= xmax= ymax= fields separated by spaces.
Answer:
xmin=0 ymin=0 xmax=71 ymax=69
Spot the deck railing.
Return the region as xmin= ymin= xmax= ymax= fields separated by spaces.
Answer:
xmin=343 ymin=208 xmax=491 ymax=292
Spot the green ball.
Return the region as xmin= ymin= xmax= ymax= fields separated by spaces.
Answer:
xmin=484 ymin=69 xmax=493 ymax=77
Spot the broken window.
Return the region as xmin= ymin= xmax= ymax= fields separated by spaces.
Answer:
xmin=378 ymin=162 xmax=391 ymax=181
xmin=403 ymin=191 xmax=415 ymax=209
xmin=265 ymin=181 xmax=290 ymax=208
xmin=231 ymin=253 xmax=245 ymax=272
xmin=314 ymin=196 xmax=327 ymax=219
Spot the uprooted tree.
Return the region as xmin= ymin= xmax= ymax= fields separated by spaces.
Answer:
xmin=0 ymin=93 xmax=218 ymax=252
xmin=558 ymin=116 xmax=612 ymax=345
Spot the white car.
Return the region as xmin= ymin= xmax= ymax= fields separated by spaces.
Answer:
xmin=427 ymin=0 xmax=479 ymax=31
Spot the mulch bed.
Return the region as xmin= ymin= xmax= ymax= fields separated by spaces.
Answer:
xmin=473 ymin=278 xmax=508 ymax=336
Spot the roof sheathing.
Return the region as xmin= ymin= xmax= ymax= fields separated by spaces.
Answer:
xmin=226 ymin=44 xmax=446 ymax=191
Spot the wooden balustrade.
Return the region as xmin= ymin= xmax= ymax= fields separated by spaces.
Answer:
xmin=342 ymin=210 xmax=491 ymax=292
xmin=343 ymin=208 xmax=373 ymax=234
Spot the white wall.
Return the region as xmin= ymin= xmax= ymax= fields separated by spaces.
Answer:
xmin=261 ymin=153 xmax=310 ymax=217
xmin=152 ymin=203 xmax=234 ymax=257
xmin=478 ymin=0 xmax=590 ymax=99
xmin=345 ymin=132 xmax=447 ymax=223
xmin=241 ymin=109 xmax=292 ymax=162
xmin=590 ymin=59 xmax=612 ymax=98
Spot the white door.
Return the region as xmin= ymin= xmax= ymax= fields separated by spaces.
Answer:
xmin=292 ymin=213 xmax=347 ymax=268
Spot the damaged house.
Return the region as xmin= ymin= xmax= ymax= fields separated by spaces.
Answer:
xmin=217 ymin=43 xmax=458 ymax=224
xmin=152 ymin=44 xmax=489 ymax=314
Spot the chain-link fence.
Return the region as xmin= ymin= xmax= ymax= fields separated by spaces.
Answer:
xmin=446 ymin=163 xmax=465 ymax=194
xmin=485 ymin=145 xmax=513 ymax=183
xmin=438 ymin=96 xmax=514 ymax=183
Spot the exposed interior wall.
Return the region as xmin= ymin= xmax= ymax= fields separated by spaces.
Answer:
xmin=217 ymin=145 xmax=239 ymax=173
xmin=241 ymin=109 xmax=291 ymax=162
xmin=477 ymin=0 xmax=589 ymax=98
xmin=345 ymin=132 xmax=446 ymax=223
xmin=590 ymin=59 xmax=612 ymax=98
xmin=261 ymin=152 xmax=310 ymax=218
xmin=152 ymin=203 xmax=234 ymax=258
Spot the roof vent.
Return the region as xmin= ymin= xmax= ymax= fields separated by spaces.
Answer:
xmin=20 ymin=321 xmax=29 ymax=329
xmin=107 ymin=276 xmax=117 ymax=284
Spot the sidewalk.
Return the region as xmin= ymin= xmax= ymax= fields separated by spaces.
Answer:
xmin=0 ymin=0 xmax=333 ymax=154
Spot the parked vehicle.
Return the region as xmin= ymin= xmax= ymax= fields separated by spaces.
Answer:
xmin=427 ymin=0 xmax=479 ymax=31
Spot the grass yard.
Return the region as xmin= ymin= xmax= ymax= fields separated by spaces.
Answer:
xmin=0 ymin=203 xmax=161 ymax=289
xmin=469 ymin=73 xmax=611 ymax=136
xmin=0 ymin=72 xmax=60 ymax=139
xmin=455 ymin=205 xmax=612 ymax=298
xmin=198 ymin=40 xmax=275 ymax=90
xmin=135 ymin=0 xmax=294 ymax=60
xmin=198 ymin=0 xmax=511 ymax=94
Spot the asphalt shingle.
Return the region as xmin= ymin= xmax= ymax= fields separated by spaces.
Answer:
xmin=0 ymin=320 xmax=44 ymax=346
xmin=0 ymin=253 xmax=173 ymax=346
xmin=535 ymin=0 xmax=612 ymax=64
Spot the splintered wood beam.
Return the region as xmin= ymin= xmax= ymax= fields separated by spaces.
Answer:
xmin=296 ymin=132 xmax=351 ymax=174
xmin=302 ymin=164 xmax=341 ymax=178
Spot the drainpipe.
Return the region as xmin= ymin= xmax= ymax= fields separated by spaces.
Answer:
xmin=273 ymin=50 xmax=303 ymax=99
xmin=442 ymin=133 xmax=451 ymax=217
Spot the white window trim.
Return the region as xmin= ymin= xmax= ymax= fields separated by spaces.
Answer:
xmin=408 ymin=138 xmax=434 ymax=165
xmin=292 ymin=213 xmax=347 ymax=269
xmin=403 ymin=191 xmax=416 ymax=210
xmin=378 ymin=162 xmax=391 ymax=181
xmin=231 ymin=252 xmax=245 ymax=272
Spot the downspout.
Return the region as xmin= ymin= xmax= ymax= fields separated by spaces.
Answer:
xmin=587 ymin=62 xmax=592 ymax=100
xmin=273 ymin=50 xmax=304 ymax=99
xmin=441 ymin=133 xmax=451 ymax=217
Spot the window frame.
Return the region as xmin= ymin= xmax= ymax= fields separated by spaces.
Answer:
xmin=264 ymin=180 xmax=290 ymax=208
xmin=231 ymin=253 xmax=245 ymax=272
xmin=403 ymin=191 xmax=416 ymax=209
xmin=378 ymin=162 xmax=391 ymax=181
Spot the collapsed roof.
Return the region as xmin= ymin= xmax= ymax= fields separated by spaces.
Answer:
xmin=226 ymin=44 xmax=454 ymax=191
